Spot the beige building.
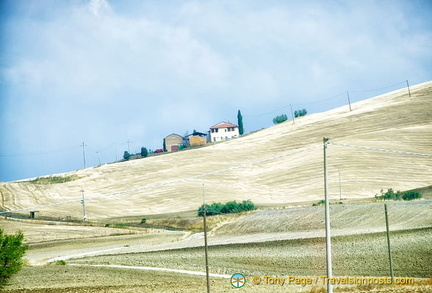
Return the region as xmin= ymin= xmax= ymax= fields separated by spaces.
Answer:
xmin=209 ymin=122 xmax=239 ymax=142
xmin=164 ymin=133 xmax=183 ymax=152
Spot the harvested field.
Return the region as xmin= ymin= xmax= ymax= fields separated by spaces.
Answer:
xmin=2 ymin=201 xmax=431 ymax=292
xmin=2 ymin=229 xmax=431 ymax=292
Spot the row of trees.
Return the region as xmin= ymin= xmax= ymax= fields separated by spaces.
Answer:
xmin=375 ymin=188 xmax=422 ymax=201
xmin=123 ymin=147 xmax=149 ymax=160
xmin=198 ymin=200 xmax=256 ymax=216
xmin=272 ymin=108 xmax=308 ymax=124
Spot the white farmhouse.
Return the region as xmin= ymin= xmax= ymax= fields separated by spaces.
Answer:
xmin=209 ymin=122 xmax=239 ymax=142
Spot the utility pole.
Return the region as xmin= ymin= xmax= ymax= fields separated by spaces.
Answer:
xmin=81 ymin=142 xmax=86 ymax=169
xmin=346 ymin=91 xmax=352 ymax=111
xmin=384 ymin=204 xmax=394 ymax=283
xmin=290 ymin=104 xmax=295 ymax=124
xmin=406 ymin=80 xmax=411 ymax=97
xmin=338 ymin=170 xmax=342 ymax=201
xmin=202 ymin=184 xmax=211 ymax=293
xmin=81 ymin=190 xmax=87 ymax=222
xmin=127 ymin=140 xmax=131 ymax=154
xmin=323 ymin=137 xmax=333 ymax=293
xmin=96 ymin=151 xmax=101 ymax=165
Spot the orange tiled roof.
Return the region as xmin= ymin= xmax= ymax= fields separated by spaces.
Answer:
xmin=210 ymin=122 xmax=238 ymax=129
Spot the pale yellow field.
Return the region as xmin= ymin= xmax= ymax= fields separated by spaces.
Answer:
xmin=1 ymin=81 xmax=431 ymax=220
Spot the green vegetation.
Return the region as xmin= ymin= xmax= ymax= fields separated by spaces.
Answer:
xmin=140 ymin=147 xmax=148 ymax=158
xmin=198 ymin=200 xmax=256 ymax=216
xmin=54 ymin=260 xmax=67 ymax=265
xmin=140 ymin=217 xmax=147 ymax=224
xmin=312 ymin=200 xmax=325 ymax=206
xmin=0 ymin=229 xmax=29 ymax=288
xmin=272 ymin=114 xmax=288 ymax=124
xmin=312 ymin=200 xmax=343 ymax=206
xmin=237 ymin=109 xmax=244 ymax=135
xmin=294 ymin=108 xmax=307 ymax=118
xmin=123 ymin=151 xmax=131 ymax=160
xmin=28 ymin=175 xmax=79 ymax=184
xmin=402 ymin=191 xmax=422 ymax=201
xmin=375 ymin=188 xmax=422 ymax=201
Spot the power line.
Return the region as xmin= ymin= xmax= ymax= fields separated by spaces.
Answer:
xmin=349 ymin=81 xmax=406 ymax=93
xmin=329 ymin=142 xmax=432 ymax=157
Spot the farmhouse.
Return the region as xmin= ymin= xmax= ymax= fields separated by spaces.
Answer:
xmin=209 ymin=122 xmax=239 ymax=142
xmin=164 ymin=133 xmax=183 ymax=152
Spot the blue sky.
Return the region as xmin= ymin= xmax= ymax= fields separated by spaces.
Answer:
xmin=1 ymin=0 xmax=431 ymax=182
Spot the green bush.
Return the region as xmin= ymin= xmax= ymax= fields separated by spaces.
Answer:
xmin=312 ymin=200 xmax=325 ymax=206
xmin=294 ymin=108 xmax=307 ymax=118
xmin=375 ymin=188 xmax=402 ymax=200
xmin=0 ymin=230 xmax=29 ymax=288
xmin=140 ymin=147 xmax=148 ymax=158
xmin=198 ymin=200 xmax=256 ymax=216
xmin=402 ymin=191 xmax=422 ymax=201
xmin=272 ymin=114 xmax=288 ymax=124
xmin=375 ymin=188 xmax=422 ymax=201
xmin=140 ymin=218 xmax=147 ymax=224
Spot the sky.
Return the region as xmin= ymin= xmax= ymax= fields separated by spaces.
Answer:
xmin=1 ymin=0 xmax=431 ymax=182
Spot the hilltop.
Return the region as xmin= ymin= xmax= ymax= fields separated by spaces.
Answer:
xmin=1 ymin=81 xmax=431 ymax=220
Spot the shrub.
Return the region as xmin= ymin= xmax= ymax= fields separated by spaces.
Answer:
xmin=198 ymin=200 xmax=255 ymax=216
xmin=140 ymin=218 xmax=147 ymax=224
xmin=294 ymin=108 xmax=307 ymax=118
xmin=402 ymin=191 xmax=422 ymax=201
xmin=140 ymin=147 xmax=148 ymax=158
xmin=375 ymin=188 xmax=422 ymax=201
xmin=312 ymin=200 xmax=325 ymax=206
xmin=0 ymin=230 xmax=29 ymax=288
xmin=375 ymin=188 xmax=402 ymax=200
xmin=273 ymin=114 xmax=288 ymax=124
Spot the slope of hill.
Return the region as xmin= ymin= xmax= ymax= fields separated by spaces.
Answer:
xmin=1 ymin=81 xmax=431 ymax=219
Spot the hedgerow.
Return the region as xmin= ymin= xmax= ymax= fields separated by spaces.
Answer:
xmin=198 ymin=200 xmax=256 ymax=216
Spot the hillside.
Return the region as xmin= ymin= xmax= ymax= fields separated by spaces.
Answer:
xmin=1 ymin=81 xmax=431 ymax=220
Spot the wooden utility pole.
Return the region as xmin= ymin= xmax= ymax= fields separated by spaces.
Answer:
xmin=346 ymin=91 xmax=352 ymax=111
xmin=406 ymin=80 xmax=411 ymax=97
xmin=290 ymin=104 xmax=295 ymax=124
xmin=384 ymin=204 xmax=394 ymax=283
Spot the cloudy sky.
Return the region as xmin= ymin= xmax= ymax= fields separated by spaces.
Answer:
xmin=1 ymin=0 xmax=431 ymax=182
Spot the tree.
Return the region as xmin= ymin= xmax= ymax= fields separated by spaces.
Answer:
xmin=294 ymin=108 xmax=307 ymax=118
xmin=237 ymin=110 xmax=244 ymax=135
xmin=402 ymin=191 xmax=421 ymax=201
xmin=273 ymin=114 xmax=288 ymax=124
xmin=0 ymin=229 xmax=29 ymax=288
xmin=140 ymin=147 xmax=148 ymax=158
xmin=123 ymin=151 xmax=131 ymax=160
